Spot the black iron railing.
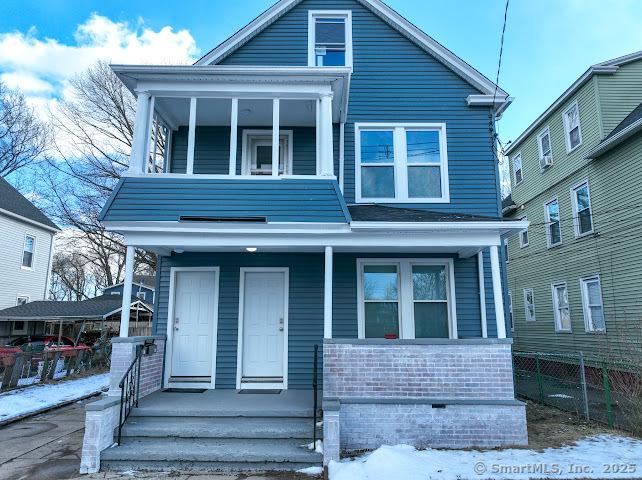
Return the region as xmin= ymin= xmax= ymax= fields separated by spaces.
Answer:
xmin=117 ymin=345 xmax=143 ymax=445
xmin=312 ymin=343 xmax=319 ymax=445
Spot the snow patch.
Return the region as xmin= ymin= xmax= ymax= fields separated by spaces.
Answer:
xmin=298 ymin=466 xmax=323 ymax=476
xmin=0 ymin=373 xmax=109 ymax=423
xmin=549 ymin=393 xmax=575 ymax=399
xmin=329 ymin=435 xmax=642 ymax=480
xmin=305 ymin=440 xmax=323 ymax=454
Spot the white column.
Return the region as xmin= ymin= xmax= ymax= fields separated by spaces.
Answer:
xmin=490 ymin=245 xmax=507 ymax=339
xmin=477 ymin=251 xmax=488 ymax=338
xmin=339 ymin=122 xmax=345 ymax=192
xmin=272 ymin=98 xmax=280 ymax=177
xmin=164 ymin=128 xmax=173 ymax=173
xmin=229 ymin=98 xmax=238 ymax=175
xmin=142 ymin=96 xmax=156 ymax=173
xmin=324 ymin=246 xmax=333 ymax=339
xmin=315 ymin=99 xmax=321 ymax=175
xmin=129 ymin=91 xmax=151 ymax=174
xmin=319 ymin=93 xmax=334 ymax=176
xmin=186 ymin=97 xmax=197 ymax=174
xmin=120 ymin=246 xmax=135 ymax=338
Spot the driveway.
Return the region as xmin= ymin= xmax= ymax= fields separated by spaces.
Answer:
xmin=0 ymin=399 xmax=318 ymax=480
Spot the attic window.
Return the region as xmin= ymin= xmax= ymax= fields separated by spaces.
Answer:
xmin=308 ymin=11 xmax=352 ymax=68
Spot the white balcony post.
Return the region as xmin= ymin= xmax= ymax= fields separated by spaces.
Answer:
xmin=186 ymin=97 xmax=197 ymax=174
xmin=319 ymin=93 xmax=334 ymax=176
xmin=129 ymin=91 xmax=151 ymax=174
xmin=229 ymin=98 xmax=238 ymax=175
xmin=490 ymin=245 xmax=507 ymax=339
xmin=272 ymin=98 xmax=280 ymax=177
xmin=142 ymin=96 xmax=155 ymax=173
xmin=478 ymin=251 xmax=488 ymax=338
xmin=324 ymin=246 xmax=333 ymax=339
xmin=120 ymin=246 xmax=135 ymax=338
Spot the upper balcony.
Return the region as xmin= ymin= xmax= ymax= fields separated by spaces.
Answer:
xmin=112 ymin=65 xmax=351 ymax=181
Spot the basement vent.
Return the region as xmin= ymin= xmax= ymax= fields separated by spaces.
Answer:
xmin=431 ymin=404 xmax=447 ymax=409
xmin=179 ymin=216 xmax=267 ymax=223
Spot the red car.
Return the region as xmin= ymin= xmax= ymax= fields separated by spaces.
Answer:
xmin=0 ymin=335 xmax=91 ymax=357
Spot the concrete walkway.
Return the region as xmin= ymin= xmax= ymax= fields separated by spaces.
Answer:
xmin=0 ymin=400 xmax=319 ymax=479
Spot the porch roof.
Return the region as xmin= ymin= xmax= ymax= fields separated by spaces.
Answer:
xmin=347 ymin=204 xmax=503 ymax=223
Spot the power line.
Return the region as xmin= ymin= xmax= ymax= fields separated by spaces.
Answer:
xmin=490 ymin=0 xmax=511 ymax=161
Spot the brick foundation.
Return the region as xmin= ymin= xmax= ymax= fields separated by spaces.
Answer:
xmin=322 ymin=339 xmax=527 ymax=464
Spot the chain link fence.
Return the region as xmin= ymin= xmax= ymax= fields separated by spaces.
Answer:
xmin=513 ymin=351 xmax=642 ymax=434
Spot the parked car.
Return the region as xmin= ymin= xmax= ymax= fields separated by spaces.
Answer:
xmin=0 ymin=335 xmax=91 ymax=357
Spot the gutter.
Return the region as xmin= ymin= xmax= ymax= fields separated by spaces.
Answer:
xmin=585 ymin=117 xmax=642 ymax=159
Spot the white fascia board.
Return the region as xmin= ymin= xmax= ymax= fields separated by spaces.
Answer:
xmin=0 ymin=208 xmax=60 ymax=233
xmin=350 ymin=220 xmax=529 ymax=236
xmin=585 ymin=117 xmax=642 ymax=159
xmin=467 ymin=94 xmax=514 ymax=118
xmin=506 ymin=65 xmax=618 ymax=155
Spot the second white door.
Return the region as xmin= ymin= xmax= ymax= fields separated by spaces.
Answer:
xmin=241 ymin=270 xmax=287 ymax=382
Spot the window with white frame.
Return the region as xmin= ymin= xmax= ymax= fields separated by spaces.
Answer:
xmin=572 ymin=182 xmax=593 ymax=236
xmin=308 ymin=11 xmax=352 ymax=68
xmin=136 ymin=291 xmax=147 ymax=301
xmin=552 ymin=282 xmax=571 ymax=332
xmin=545 ymin=199 xmax=562 ymax=247
xmin=580 ymin=276 xmax=605 ymax=332
xmin=563 ymin=101 xmax=582 ymax=151
xmin=16 ymin=296 xmax=29 ymax=306
xmin=537 ymin=127 xmax=553 ymax=169
xmin=356 ymin=124 xmax=449 ymax=202
xmin=22 ymin=234 xmax=35 ymax=269
xmin=519 ymin=216 xmax=529 ymax=247
xmin=513 ymin=153 xmax=523 ymax=185
xmin=241 ymin=130 xmax=293 ymax=176
xmin=358 ymin=259 xmax=454 ymax=339
xmin=523 ymin=288 xmax=535 ymax=322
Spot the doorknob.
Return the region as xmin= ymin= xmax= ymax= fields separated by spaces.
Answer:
xmin=279 ymin=317 xmax=284 ymax=332
xmin=174 ymin=317 xmax=179 ymax=331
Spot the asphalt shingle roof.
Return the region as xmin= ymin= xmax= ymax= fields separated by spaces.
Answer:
xmin=0 ymin=176 xmax=59 ymax=230
xmin=347 ymin=204 xmax=503 ymax=223
xmin=603 ymin=101 xmax=642 ymax=142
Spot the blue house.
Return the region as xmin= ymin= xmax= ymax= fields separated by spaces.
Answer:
xmin=81 ymin=0 xmax=529 ymax=473
xmin=103 ymin=275 xmax=156 ymax=304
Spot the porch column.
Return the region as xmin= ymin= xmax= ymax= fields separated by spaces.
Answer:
xmin=229 ymin=98 xmax=238 ymax=175
xmin=129 ymin=91 xmax=151 ymax=174
xmin=324 ymin=246 xmax=333 ymax=339
xmin=272 ymin=98 xmax=280 ymax=177
xmin=490 ymin=245 xmax=507 ymax=339
xmin=477 ymin=251 xmax=488 ymax=338
xmin=119 ymin=246 xmax=135 ymax=338
xmin=186 ymin=97 xmax=197 ymax=174
xmin=142 ymin=97 xmax=156 ymax=172
xmin=319 ymin=93 xmax=334 ymax=176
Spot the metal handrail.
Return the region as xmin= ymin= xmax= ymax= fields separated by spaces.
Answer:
xmin=117 ymin=345 xmax=143 ymax=445
xmin=312 ymin=344 xmax=319 ymax=446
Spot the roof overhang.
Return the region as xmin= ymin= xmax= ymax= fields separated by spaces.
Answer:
xmin=0 ymin=208 xmax=60 ymax=233
xmin=0 ymin=301 xmax=153 ymax=322
xmin=585 ymin=116 xmax=642 ymax=159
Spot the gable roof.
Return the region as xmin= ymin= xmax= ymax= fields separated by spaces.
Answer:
xmin=0 ymin=177 xmax=59 ymax=232
xmin=506 ymin=50 xmax=642 ymax=155
xmin=0 ymin=295 xmax=152 ymax=322
xmin=586 ymin=101 xmax=642 ymax=159
xmin=195 ymin=0 xmax=509 ymax=103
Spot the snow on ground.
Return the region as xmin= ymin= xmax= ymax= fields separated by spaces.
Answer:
xmin=0 ymin=373 xmax=109 ymax=423
xmin=330 ymin=435 xmax=642 ymax=480
xmin=549 ymin=393 xmax=575 ymax=399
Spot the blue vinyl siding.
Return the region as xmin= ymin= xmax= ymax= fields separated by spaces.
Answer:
xmin=220 ymin=0 xmax=500 ymax=217
xmin=100 ymin=177 xmax=349 ymax=223
xmin=155 ymin=252 xmax=500 ymax=389
xmin=103 ymin=284 xmax=155 ymax=303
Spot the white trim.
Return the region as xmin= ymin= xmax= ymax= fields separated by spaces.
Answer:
xmin=0 ymin=208 xmax=59 ymax=233
xmin=489 ymin=245 xmax=506 ymax=339
xmin=551 ymin=281 xmax=572 ymax=333
xmin=186 ymin=97 xmax=197 ymax=174
xmin=324 ymin=246 xmax=333 ymax=339
xmin=240 ymin=129 xmax=294 ymax=176
xmin=16 ymin=295 xmax=30 ymax=306
xmin=544 ymin=197 xmax=562 ymax=248
xmin=308 ymin=10 xmax=353 ymax=69
xmin=354 ymin=123 xmax=450 ymax=203
xmin=519 ymin=216 xmax=529 ymax=248
xmin=523 ymin=287 xmax=536 ymax=322
xmin=512 ymin=152 xmax=523 ymax=186
xmin=536 ymin=126 xmax=553 ymax=169
xmin=229 ymin=98 xmax=239 ymax=175
xmin=164 ymin=266 xmax=220 ymax=390
xmin=21 ymin=233 xmax=36 ymax=271
xmin=102 ymin=300 xmax=153 ymax=319
xmin=236 ymin=267 xmax=289 ymax=390
xmin=580 ymin=274 xmax=606 ymax=333
xmin=356 ymin=258 xmax=457 ymax=340
xmin=562 ymin=100 xmax=583 ymax=153
xmin=44 ymin=233 xmax=56 ymax=300
xmin=477 ymin=251 xmax=487 ymax=338
xmin=339 ymin=121 xmax=345 ymax=192
xmin=119 ymin=246 xmax=135 ymax=337
xmin=272 ymin=98 xmax=280 ymax=177
xmin=122 ymin=173 xmax=334 ymax=181
xmin=586 ymin=116 xmax=642 ymax=159
xmin=570 ymin=180 xmax=594 ymax=238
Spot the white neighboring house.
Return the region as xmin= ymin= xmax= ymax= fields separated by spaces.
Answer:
xmin=0 ymin=176 xmax=60 ymax=341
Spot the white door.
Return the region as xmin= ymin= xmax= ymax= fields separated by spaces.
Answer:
xmin=170 ymin=270 xmax=217 ymax=379
xmin=241 ymin=271 xmax=286 ymax=381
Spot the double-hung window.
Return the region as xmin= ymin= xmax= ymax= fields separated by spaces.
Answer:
xmin=552 ymin=282 xmax=571 ymax=332
xmin=358 ymin=259 xmax=454 ymax=339
xmin=545 ymin=199 xmax=562 ymax=248
xmin=537 ymin=127 xmax=553 ymax=169
xmin=580 ymin=276 xmax=605 ymax=332
xmin=356 ymin=124 xmax=449 ymax=203
xmin=513 ymin=153 xmax=523 ymax=185
xmin=308 ymin=11 xmax=352 ymax=68
xmin=22 ymin=234 xmax=35 ymax=269
xmin=563 ymin=101 xmax=582 ymax=152
xmin=523 ymin=288 xmax=535 ymax=322
xmin=519 ymin=216 xmax=529 ymax=247
xmin=571 ymin=181 xmax=593 ymax=236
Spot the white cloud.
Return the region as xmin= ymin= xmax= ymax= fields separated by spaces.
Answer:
xmin=0 ymin=71 xmax=54 ymax=94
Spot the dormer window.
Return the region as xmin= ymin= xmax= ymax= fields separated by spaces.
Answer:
xmin=308 ymin=11 xmax=353 ymax=68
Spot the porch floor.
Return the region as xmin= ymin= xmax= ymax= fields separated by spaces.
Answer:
xmin=134 ymin=389 xmax=320 ymax=417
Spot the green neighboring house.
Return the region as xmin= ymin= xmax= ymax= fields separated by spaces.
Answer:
xmin=504 ymin=50 xmax=642 ymax=362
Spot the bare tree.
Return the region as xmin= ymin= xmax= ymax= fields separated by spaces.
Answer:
xmin=0 ymin=82 xmax=49 ymax=177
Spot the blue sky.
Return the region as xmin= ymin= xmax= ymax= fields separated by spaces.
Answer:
xmin=1 ymin=0 xmax=642 ymax=143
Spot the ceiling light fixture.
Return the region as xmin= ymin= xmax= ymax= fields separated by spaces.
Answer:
xmin=246 ymin=247 xmax=258 ymax=253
